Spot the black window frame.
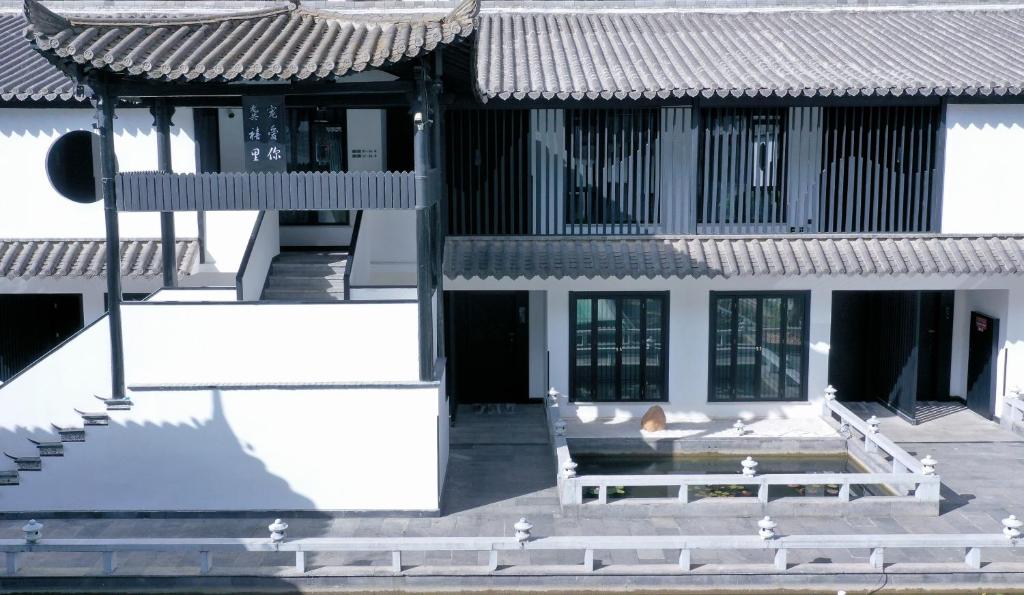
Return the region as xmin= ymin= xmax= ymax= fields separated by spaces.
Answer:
xmin=569 ymin=291 xmax=669 ymax=403
xmin=707 ymin=291 xmax=811 ymax=403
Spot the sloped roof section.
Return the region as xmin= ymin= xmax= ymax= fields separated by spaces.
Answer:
xmin=0 ymin=238 xmax=199 ymax=279
xmin=476 ymin=7 xmax=1024 ymax=101
xmin=0 ymin=14 xmax=76 ymax=101
xmin=23 ymin=0 xmax=477 ymax=83
xmin=444 ymin=235 xmax=1024 ymax=280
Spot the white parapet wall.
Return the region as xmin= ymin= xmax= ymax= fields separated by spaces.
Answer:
xmin=0 ymin=300 xmax=443 ymax=513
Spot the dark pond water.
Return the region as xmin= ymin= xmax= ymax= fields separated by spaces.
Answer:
xmin=573 ymin=453 xmax=886 ymax=500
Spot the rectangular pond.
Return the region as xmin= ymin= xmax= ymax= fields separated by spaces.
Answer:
xmin=573 ymin=453 xmax=888 ymax=500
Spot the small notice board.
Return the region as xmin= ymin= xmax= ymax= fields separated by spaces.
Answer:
xmin=242 ymin=96 xmax=288 ymax=172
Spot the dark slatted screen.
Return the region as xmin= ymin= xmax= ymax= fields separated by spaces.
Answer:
xmin=0 ymin=294 xmax=83 ymax=382
xmin=445 ymin=109 xmax=530 ymax=235
xmin=819 ymin=105 xmax=941 ymax=233
xmin=698 ymin=108 xmax=789 ymax=232
xmin=564 ymin=109 xmax=661 ymax=234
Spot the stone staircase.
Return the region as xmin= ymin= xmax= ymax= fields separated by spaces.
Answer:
xmin=261 ymin=251 xmax=349 ymax=302
xmin=1 ymin=397 xmax=121 ymax=487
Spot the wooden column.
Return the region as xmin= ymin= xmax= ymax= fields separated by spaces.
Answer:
xmin=430 ymin=51 xmax=446 ymax=361
xmin=153 ymin=99 xmax=177 ymax=287
xmin=414 ymin=69 xmax=435 ymax=381
xmin=95 ymin=86 xmax=126 ymax=400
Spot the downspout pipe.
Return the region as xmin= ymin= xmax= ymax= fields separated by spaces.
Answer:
xmin=153 ymin=99 xmax=177 ymax=288
xmin=95 ymin=86 xmax=127 ymax=401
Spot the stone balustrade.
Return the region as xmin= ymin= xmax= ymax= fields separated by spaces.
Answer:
xmin=1 ymin=517 xmax=1020 ymax=577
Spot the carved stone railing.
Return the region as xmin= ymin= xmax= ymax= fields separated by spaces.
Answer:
xmin=2 ymin=517 xmax=1021 ymax=576
xmin=545 ymin=388 xmax=940 ymax=513
xmin=1003 ymin=392 xmax=1024 ymax=435
xmin=115 ymin=170 xmax=416 ymax=212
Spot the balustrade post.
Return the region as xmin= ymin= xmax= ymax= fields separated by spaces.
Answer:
xmin=597 ymin=485 xmax=608 ymax=504
xmin=5 ymin=552 xmax=17 ymax=575
xmin=678 ymin=549 xmax=691 ymax=571
xmin=838 ymin=481 xmax=851 ymax=502
xmin=487 ymin=550 xmax=498 ymax=572
xmin=869 ymin=547 xmax=884 ymax=570
xmin=102 ymin=551 xmax=116 ymax=575
xmin=583 ymin=548 xmax=595 ymax=572
xmin=199 ymin=551 xmax=212 ymax=574
xmin=678 ymin=483 xmax=689 ymax=503
xmin=773 ymin=548 xmax=788 ymax=571
xmin=965 ymin=547 xmax=982 ymax=569
xmin=295 ymin=551 xmax=306 ymax=573
xmin=391 ymin=551 xmax=402 ymax=573
xmin=757 ymin=480 xmax=769 ymax=504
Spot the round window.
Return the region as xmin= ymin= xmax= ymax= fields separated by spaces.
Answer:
xmin=45 ymin=130 xmax=101 ymax=204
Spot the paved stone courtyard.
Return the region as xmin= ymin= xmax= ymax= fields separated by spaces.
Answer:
xmin=2 ymin=402 xmax=1023 ymax=588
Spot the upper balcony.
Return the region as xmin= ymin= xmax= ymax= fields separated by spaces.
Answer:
xmin=444 ymin=105 xmax=943 ymax=237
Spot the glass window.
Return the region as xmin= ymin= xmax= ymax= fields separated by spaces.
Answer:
xmin=709 ymin=292 xmax=808 ymax=402
xmin=281 ymin=106 xmax=350 ymax=226
xmin=571 ymin=293 xmax=668 ymax=402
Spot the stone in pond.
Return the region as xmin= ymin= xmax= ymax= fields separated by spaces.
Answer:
xmin=640 ymin=405 xmax=666 ymax=432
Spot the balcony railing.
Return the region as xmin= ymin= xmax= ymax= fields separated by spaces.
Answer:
xmin=115 ymin=171 xmax=416 ymax=212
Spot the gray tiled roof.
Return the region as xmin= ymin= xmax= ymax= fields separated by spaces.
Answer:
xmin=0 ymin=238 xmax=199 ymax=279
xmin=444 ymin=235 xmax=1024 ymax=280
xmin=23 ymin=0 xmax=477 ymax=83
xmin=0 ymin=14 xmax=75 ymax=101
xmin=475 ymin=6 xmax=1024 ymax=101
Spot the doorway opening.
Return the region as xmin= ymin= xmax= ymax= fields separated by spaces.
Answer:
xmin=446 ymin=291 xmax=530 ymax=405
xmin=966 ymin=311 xmax=999 ymax=419
xmin=828 ymin=290 xmax=954 ymax=424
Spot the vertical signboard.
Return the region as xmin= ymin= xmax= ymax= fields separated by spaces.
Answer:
xmin=242 ymin=96 xmax=288 ymax=172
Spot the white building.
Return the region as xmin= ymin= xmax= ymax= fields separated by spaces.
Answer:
xmin=0 ymin=0 xmax=1022 ymax=515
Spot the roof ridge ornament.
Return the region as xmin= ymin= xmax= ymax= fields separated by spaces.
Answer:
xmin=23 ymin=0 xmax=70 ymax=37
xmin=448 ymin=0 xmax=481 ymax=24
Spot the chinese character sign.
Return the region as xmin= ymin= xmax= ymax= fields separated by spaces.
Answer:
xmin=242 ymin=96 xmax=288 ymax=173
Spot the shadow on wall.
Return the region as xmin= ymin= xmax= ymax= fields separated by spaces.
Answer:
xmin=0 ymin=390 xmax=329 ymax=516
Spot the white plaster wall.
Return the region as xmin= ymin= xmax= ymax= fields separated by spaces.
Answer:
xmin=349 ymin=210 xmax=417 ymax=286
xmin=236 ymin=210 xmax=279 ymax=301
xmin=0 ymin=385 xmax=441 ymax=512
xmin=528 ymin=290 xmax=548 ymax=399
xmin=120 ymin=301 xmax=420 ymax=385
xmin=447 ymin=274 xmax=1024 ymax=422
xmin=0 ymin=106 xmax=257 ymax=279
xmin=941 ymin=103 xmax=1024 ymax=233
xmin=0 ymin=300 xmax=438 ymax=511
xmin=0 ymin=107 xmax=197 ymax=239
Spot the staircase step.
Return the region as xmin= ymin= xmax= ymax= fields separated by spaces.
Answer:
xmin=266 ymin=276 xmax=347 ymax=290
xmin=269 ymin=263 xmax=347 ymax=276
xmin=0 ymin=470 xmax=18 ymax=485
xmin=273 ymin=252 xmax=348 ymax=265
xmin=261 ymin=288 xmax=346 ymax=302
xmin=3 ymin=453 xmax=41 ymax=471
xmin=52 ymin=425 xmax=86 ymax=442
xmin=96 ymin=395 xmax=133 ymax=411
xmin=75 ymin=409 xmax=110 ymax=426
xmin=27 ymin=439 xmax=63 ymax=457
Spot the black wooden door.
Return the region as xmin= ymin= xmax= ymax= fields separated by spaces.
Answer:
xmin=966 ymin=311 xmax=999 ymax=419
xmin=0 ymin=293 xmax=84 ymax=382
xmin=447 ymin=292 xmax=529 ymax=404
